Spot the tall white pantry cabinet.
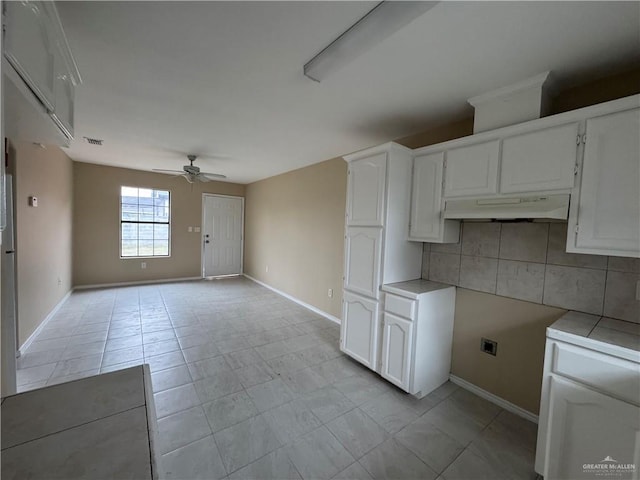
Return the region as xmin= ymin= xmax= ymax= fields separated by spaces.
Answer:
xmin=341 ymin=143 xmax=423 ymax=372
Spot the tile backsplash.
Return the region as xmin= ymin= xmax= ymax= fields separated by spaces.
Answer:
xmin=422 ymin=222 xmax=640 ymax=323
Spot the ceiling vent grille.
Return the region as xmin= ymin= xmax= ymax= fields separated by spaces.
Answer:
xmin=83 ymin=137 xmax=103 ymax=146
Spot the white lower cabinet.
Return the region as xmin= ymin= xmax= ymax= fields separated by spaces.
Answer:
xmin=378 ymin=282 xmax=456 ymax=396
xmin=381 ymin=313 xmax=413 ymax=390
xmin=536 ymin=336 xmax=640 ymax=479
xmin=341 ymin=292 xmax=379 ymax=370
xmin=543 ymin=376 xmax=640 ymax=480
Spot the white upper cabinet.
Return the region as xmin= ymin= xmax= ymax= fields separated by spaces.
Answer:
xmin=409 ymin=152 xmax=460 ymax=243
xmin=344 ymin=227 xmax=383 ymax=299
xmin=501 ymin=123 xmax=579 ymax=193
xmin=4 ymin=1 xmax=57 ymax=110
xmin=568 ymin=108 xmax=640 ymax=257
xmin=50 ymin=51 xmax=75 ymax=139
xmin=3 ymin=1 xmax=80 ymax=144
xmin=444 ymin=140 xmax=500 ymax=198
xmin=346 ymin=153 xmax=387 ymax=226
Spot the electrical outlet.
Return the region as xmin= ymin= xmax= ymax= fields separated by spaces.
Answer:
xmin=57 ymin=277 xmax=62 ymax=286
xmin=141 ymin=262 xmax=147 ymax=269
xmin=194 ymin=227 xmax=201 ymax=233
xmin=481 ymin=337 xmax=497 ymax=356
xmin=188 ymin=226 xmax=193 ymax=232
xmin=328 ymin=288 xmax=333 ymax=298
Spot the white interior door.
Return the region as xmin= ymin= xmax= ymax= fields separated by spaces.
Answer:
xmin=202 ymin=195 xmax=243 ymax=277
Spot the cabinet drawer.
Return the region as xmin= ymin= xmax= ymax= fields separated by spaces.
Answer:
xmin=551 ymin=341 xmax=640 ymax=405
xmin=384 ymin=294 xmax=415 ymax=320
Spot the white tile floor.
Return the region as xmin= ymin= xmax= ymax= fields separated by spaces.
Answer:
xmin=16 ymin=277 xmax=538 ymax=479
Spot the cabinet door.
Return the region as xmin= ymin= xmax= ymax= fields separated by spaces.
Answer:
xmin=4 ymin=1 xmax=56 ymax=111
xmin=346 ymin=153 xmax=387 ymax=226
xmin=380 ymin=313 xmax=413 ymax=391
xmin=409 ymin=152 xmax=460 ymax=243
xmin=444 ymin=140 xmax=500 ymax=198
xmin=543 ymin=376 xmax=640 ymax=480
xmin=570 ymin=109 xmax=640 ymax=257
xmin=344 ymin=227 xmax=382 ymax=299
xmin=501 ymin=123 xmax=579 ymax=193
xmin=341 ymin=292 xmax=379 ymax=369
xmin=50 ymin=48 xmax=75 ymax=139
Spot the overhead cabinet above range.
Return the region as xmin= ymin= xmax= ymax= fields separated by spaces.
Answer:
xmin=443 ymin=122 xmax=579 ymax=199
xmin=408 ymin=94 xmax=639 ymax=257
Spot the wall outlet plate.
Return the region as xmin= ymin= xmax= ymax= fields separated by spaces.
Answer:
xmin=481 ymin=337 xmax=497 ymax=356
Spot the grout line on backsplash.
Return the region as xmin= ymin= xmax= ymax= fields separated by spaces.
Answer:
xmin=601 ymin=268 xmax=609 ymax=318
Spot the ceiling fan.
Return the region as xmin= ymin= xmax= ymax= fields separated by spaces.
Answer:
xmin=153 ymin=154 xmax=226 ymax=183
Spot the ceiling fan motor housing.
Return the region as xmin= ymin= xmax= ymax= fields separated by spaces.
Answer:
xmin=184 ymin=165 xmax=201 ymax=175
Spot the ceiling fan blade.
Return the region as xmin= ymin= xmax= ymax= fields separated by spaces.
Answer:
xmin=196 ymin=175 xmax=211 ymax=183
xmin=200 ymin=172 xmax=227 ymax=179
xmin=153 ymin=169 xmax=185 ymax=174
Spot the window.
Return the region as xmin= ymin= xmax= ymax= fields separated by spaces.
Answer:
xmin=120 ymin=186 xmax=170 ymax=257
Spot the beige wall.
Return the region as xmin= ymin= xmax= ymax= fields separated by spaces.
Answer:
xmin=73 ymin=162 xmax=244 ymax=286
xmin=451 ymin=289 xmax=565 ymax=414
xmin=12 ymin=142 xmax=74 ymax=347
xmin=244 ymin=158 xmax=347 ymax=318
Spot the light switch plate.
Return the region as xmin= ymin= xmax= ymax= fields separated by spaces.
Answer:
xmin=194 ymin=227 xmax=201 ymax=233
xmin=188 ymin=226 xmax=193 ymax=232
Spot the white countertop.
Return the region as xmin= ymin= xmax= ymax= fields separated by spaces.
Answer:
xmin=548 ymin=311 xmax=640 ymax=363
xmin=382 ymin=279 xmax=455 ymax=299
xmin=1 ymin=365 xmax=159 ymax=479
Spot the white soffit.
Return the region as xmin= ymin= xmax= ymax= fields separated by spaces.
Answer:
xmin=57 ymin=1 xmax=640 ymax=184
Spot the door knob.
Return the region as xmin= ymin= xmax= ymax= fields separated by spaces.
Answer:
xmin=205 ymin=240 xmax=210 ymax=244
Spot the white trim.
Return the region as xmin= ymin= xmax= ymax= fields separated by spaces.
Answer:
xmin=19 ymin=289 xmax=73 ymax=355
xmin=449 ymin=374 xmax=539 ymax=424
xmin=414 ymin=94 xmax=639 ymax=156
xmin=343 ymin=141 xmax=411 ymax=163
xmin=201 ymin=194 xmax=245 ymax=278
xmin=73 ymin=276 xmax=202 ymax=291
xmin=468 ymin=71 xmax=551 ymax=107
xmin=244 ymin=274 xmax=341 ymax=325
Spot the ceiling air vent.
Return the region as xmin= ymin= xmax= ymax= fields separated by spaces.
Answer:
xmin=83 ymin=137 xmax=103 ymax=146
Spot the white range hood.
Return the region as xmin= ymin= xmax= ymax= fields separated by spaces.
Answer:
xmin=444 ymin=194 xmax=570 ymax=220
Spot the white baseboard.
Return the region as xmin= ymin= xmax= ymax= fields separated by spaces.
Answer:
xmin=19 ymin=289 xmax=73 ymax=355
xmin=74 ymin=276 xmax=202 ymax=290
xmin=449 ymin=374 xmax=538 ymax=424
xmin=243 ymin=274 xmax=341 ymax=325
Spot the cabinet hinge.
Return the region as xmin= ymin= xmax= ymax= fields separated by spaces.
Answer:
xmin=582 ymin=134 xmax=587 ymax=144
xmin=575 ymin=224 xmax=579 ymax=234
xmin=574 ymin=163 xmax=580 ymax=175
xmin=576 ymin=135 xmax=581 ymax=145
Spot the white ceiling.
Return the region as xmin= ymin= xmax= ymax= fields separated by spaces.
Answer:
xmin=58 ymin=1 xmax=640 ymax=185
